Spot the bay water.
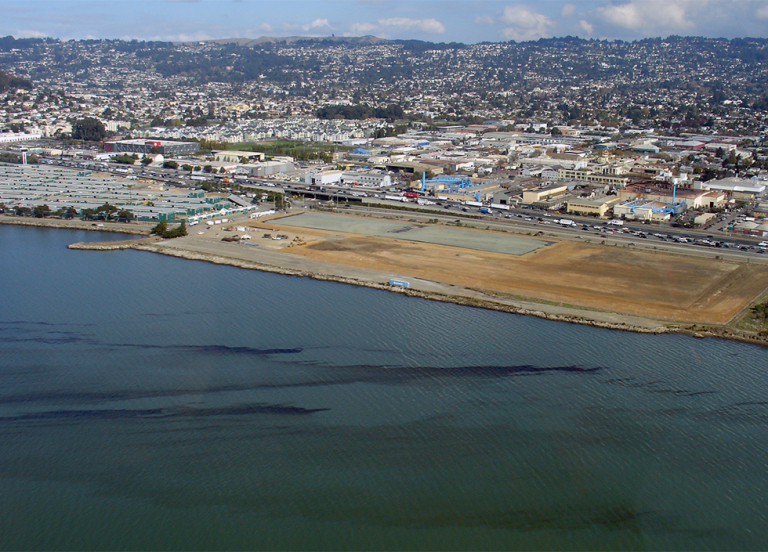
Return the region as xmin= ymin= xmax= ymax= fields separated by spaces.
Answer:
xmin=2 ymin=225 xmax=768 ymax=550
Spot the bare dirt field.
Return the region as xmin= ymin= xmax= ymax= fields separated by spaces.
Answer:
xmin=255 ymin=214 xmax=768 ymax=324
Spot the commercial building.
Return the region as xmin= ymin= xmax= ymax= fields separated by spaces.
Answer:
xmin=557 ymin=168 xmax=629 ymax=187
xmin=0 ymin=132 xmax=42 ymax=143
xmin=103 ymin=139 xmax=199 ymax=155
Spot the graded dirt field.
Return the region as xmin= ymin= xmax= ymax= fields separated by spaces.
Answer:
xmin=256 ymin=213 xmax=768 ymax=324
xmin=276 ymin=211 xmax=548 ymax=255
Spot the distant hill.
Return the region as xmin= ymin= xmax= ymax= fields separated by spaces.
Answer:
xmin=180 ymin=35 xmax=391 ymax=47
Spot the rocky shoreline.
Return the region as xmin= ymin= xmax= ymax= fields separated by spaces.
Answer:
xmin=0 ymin=216 xmax=151 ymax=235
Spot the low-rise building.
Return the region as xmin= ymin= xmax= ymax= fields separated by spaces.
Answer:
xmin=566 ymin=195 xmax=621 ymax=218
xmin=339 ymin=171 xmax=392 ymax=188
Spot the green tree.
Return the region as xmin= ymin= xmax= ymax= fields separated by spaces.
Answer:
xmin=72 ymin=118 xmax=106 ymax=141
xmin=163 ymin=160 xmax=179 ymax=169
xmin=150 ymin=220 xmax=168 ymax=235
xmin=117 ymin=209 xmax=134 ymax=222
xmin=32 ymin=204 xmax=51 ymax=218
xmin=81 ymin=208 xmax=96 ymax=220
xmin=96 ymin=203 xmax=118 ymax=220
xmin=203 ymin=165 xmax=213 ymax=173
xmin=141 ymin=156 xmax=153 ymax=166
xmin=181 ymin=164 xmax=193 ymax=171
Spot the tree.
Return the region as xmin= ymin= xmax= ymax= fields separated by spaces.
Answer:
xmin=163 ymin=160 xmax=179 ymax=169
xmin=96 ymin=203 xmax=119 ymax=220
xmin=32 ymin=204 xmax=51 ymax=218
xmin=81 ymin=208 xmax=96 ymax=220
xmin=117 ymin=209 xmax=134 ymax=222
xmin=141 ymin=156 xmax=153 ymax=166
xmin=150 ymin=220 xmax=168 ymax=235
xmin=151 ymin=220 xmax=186 ymax=238
xmin=203 ymin=165 xmax=213 ymax=173
xmin=15 ymin=206 xmax=32 ymax=217
xmin=72 ymin=118 xmax=106 ymax=141
xmin=181 ymin=164 xmax=193 ymax=171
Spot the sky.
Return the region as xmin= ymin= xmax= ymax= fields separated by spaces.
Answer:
xmin=3 ymin=0 xmax=768 ymax=44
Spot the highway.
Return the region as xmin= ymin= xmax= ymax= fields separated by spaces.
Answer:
xmin=16 ymin=154 xmax=768 ymax=262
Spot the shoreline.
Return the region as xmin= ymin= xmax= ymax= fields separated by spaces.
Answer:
xmin=8 ymin=215 xmax=767 ymax=347
xmin=0 ymin=215 xmax=152 ymax=235
xmin=90 ymin=237 xmax=768 ymax=348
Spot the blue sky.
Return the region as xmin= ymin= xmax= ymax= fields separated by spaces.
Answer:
xmin=3 ymin=0 xmax=768 ymax=43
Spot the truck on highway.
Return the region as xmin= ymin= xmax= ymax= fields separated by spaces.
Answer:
xmin=557 ymin=219 xmax=576 ymax=227
xmin=608 ymin=219 xmax=624 ymax=226
xmin=385 ymin=195 xmax=409 ymax=202
xmin=464 ymin=200 xmax=483 ymax=207
xmin=479 ymin=207 xmax=493 ymax=214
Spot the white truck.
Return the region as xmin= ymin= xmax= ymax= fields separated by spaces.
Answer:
xmin=608 ymin=219 xmax=624 ymax=226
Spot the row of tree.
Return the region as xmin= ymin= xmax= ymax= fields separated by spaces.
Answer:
xmin=0 ymin=201 xmax=134 ymax=222
xmin=316 ymin=103 xmax=404 ymax=122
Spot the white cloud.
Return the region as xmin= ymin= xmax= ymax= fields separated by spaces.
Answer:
xmin=561 ymin=4 xmax=576 ymax=17
xmin=579 ymin=19 xmax=594 ymax=35
xmin=302 ymin=18 xmax=331 ymax=31
xmin=500 ymin=5 xmax=555 ymax=41
xmin=758 ymin=5 xmax=768 ymax=20
xmin=599 ymin=0 xmax=696 ymax=31
xmin=377 ymin=17 xmax=446 ymax=34
xmin=349 ymin=22 xmax=377 ymax=34
xmin=173 ymin=31 xmax=213 ymax=42
xmin=16 ymin=29 xmax=47 ymax=38
xmin=258 ymin=23 xmax=272 ymax=32
xmin=475 ymin=15 xmax=495 ymax=26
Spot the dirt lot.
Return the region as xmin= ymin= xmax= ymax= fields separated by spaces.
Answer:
xmin=256 ymin=216 xmax=768 ymax=324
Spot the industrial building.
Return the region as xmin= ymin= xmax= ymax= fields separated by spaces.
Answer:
xmin=613 ymin=199 xmax=677 ymax=221
xmin=214 ymin=150 xmax=265 ymax=163
xmin=103 ymin=139 xmax=199 ymax=155
xmin=339 ymin=171 xmax=392 ymax=188
xmin=304 ymin=170 xmax=342 ymax=186
xmin=566 ymin=196 xmax=621 ymax=218
xmin=245 ymin=160 xmax=294 ymax=177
